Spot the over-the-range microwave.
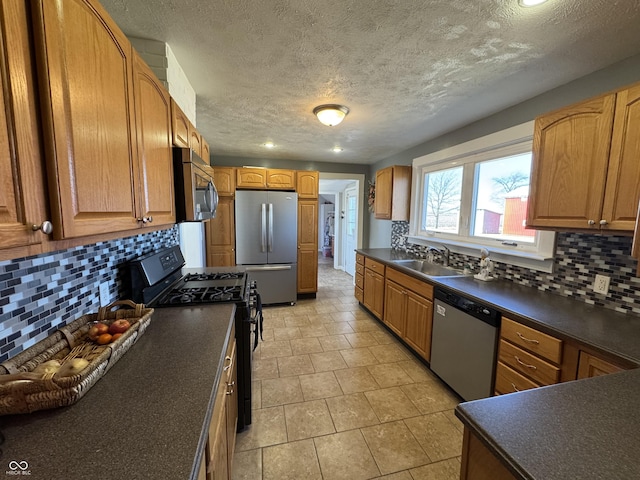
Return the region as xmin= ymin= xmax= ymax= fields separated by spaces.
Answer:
xmin=173 ymin=147 xmax=219 ymax=221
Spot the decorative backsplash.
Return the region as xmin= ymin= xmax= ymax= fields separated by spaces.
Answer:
xmin=391 ymin=221 xmax=640 ymax=315
xmin=0 ymin=227 xmax=179 ymax=363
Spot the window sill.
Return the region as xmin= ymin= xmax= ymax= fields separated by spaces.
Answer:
xmin=405 ymin=235 xmax=555 ymax=273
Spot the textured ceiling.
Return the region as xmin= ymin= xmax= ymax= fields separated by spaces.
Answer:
xmin=101 ymin=0 xmax=640 ymax=164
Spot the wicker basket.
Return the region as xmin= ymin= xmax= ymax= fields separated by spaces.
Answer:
xmin=0 ymin=300 xmax=153 ymax=415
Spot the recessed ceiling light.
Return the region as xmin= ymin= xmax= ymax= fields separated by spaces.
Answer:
xmin=518 ymin=0 xmax=548 ymax=6
xmin=331 ymin=147 xmax=343 ymax=153
xmin=263 ymin=142 xmax=275 ymax=148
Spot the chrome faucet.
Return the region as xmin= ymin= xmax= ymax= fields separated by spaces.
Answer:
xmin=427 ymin=245 xmax=450 ymax=267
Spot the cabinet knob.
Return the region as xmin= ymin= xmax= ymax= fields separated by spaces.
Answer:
xmin=137 ymin=216 xmax=153 ymax=224
xmin=599 ymin=219 xmax=608 ymax=226
xmin=587 ymin=220 xmax=596 ymax=226
xmin=32 ymin=221 xmax=53 ymax=235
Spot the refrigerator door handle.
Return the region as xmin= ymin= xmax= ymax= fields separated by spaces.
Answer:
xmin=268 ymin=203 xmax=274 ymax=252
xmin=261 ymin=203 xmax=267 ymax=252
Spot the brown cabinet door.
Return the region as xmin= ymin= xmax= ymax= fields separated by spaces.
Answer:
xmin=0 ymin=1 xmax=49 ymax=251
xmin=296 ymin=171 xmax=319 ymax=198
xmin=364 ymin=269 xmax=384 ymax=320
xmin=190 ymin=128 xmax=202 ymax=157
xmin=225 ymin=341 xmax=238 ymax=474
xmin=374 ymin=167 xmax=392 ymax=219
xmin=201 ymin=137 xmax=211 ymax=162
xmin=205 ymin=197 xmax=235 ymax=267
xmin=132 ymin=52 xmax=175 ymax=227
xmin=212 ymin=167 xmax=236 ymax=196
xmin=33 ymin=0 xmax=140 ymax=238
xmin=266 ymin=169 xmax=295 ymax=190
xmin=383 ymin=280 xmax=406 ymax=337
xmin=236 ymin=168 xmax=267 ymax=189
xmin=297 ymin=199 xmax=318 ymax=293
xmin=577 ymin=351 xmax=623 ymax=379
xmin=170 ymin=98 xmax=190 ymax=148
xmin=527 ymin=94 xmax=616 ymax=230
xmin=403 ymin=291 xmax=432 ymax=361
xmin=601 ymin=84 xmax=640 ymax=230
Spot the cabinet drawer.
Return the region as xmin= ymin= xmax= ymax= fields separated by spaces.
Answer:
xmin=355 ymin=286 xmax=363 ymax=303
xmin=495 ymin=361 xmax=540 ymax=395
xmin=498 ymin=340 xmax=560 ymax=386
xmin=355 ymin=273 xmax=364 ymax=289
xmin=355 ymin=263 xmax=364 ymax=276
xmin=386 ymin=267 xmax=434 ymax=300
xmin=364 ymin=257 xmax=386 ymax=275
xmin=356 ymin=253 xmax=365 ymax=265
xmin=501 ymin=317 xmax=562 ymax=364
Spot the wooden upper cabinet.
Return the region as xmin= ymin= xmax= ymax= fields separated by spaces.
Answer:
xmin=0 ymin=1 xmax=50 ymax=252
xmin=236 ymin=167 xmax=267 ymax=188
xmin=170 ymin=98 xmax=190 ymax=149
xmin=32 ymin=0 xmax=140 ymax=239
xmin=266 ymin=169 xmax=295 ymax=190
xmin=190 ymin=128 xmax=202 ymax=157
xmin=528 ymin=82 xmax=640 ymax=232
xmin=236 ymin=167 xmax=296 ymax=190
xmin=601 ymin=84 xmax=640 ymax=230
xmin=211 ymin=167 xmax=235 ymax=196
xmin=201 ymin=136 xmax=211 ymax=161
xmin=296 ymin=171 xmax=319 ymax=198
xmin=374 ymin=166 xmax=411 ymax=220
xmin=132 ymin=51 xmax=175 ymax=227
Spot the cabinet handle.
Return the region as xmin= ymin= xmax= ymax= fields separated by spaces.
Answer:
xmin=511 ymin=383 xmax=520 ymax=393
xmin=588 ymin=220 xmax=596 ymax=226
xmin=32 ymin=221 xmax=53 ymax=235
xmin=599 ymin=219 xmax=608 ymax=226
xmin=226 ymin=381 xmax=235 ymax=395
xmin=516 ymin=332 xmax=540 ymax=345
xmin=223 ymin=355 xmax=232 ymax=371
xmin=136 ymin=216 xmax=153 ymax=224
xmin=514 ymin=355 xmax=537 ymax=370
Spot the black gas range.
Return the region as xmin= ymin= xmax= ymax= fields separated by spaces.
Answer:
xmin=128 ymin=245 xmax=261 ymax=431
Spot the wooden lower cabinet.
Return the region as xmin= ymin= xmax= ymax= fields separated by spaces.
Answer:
xmin=363 ymin=268 xmax=385 ymax=319
xmin=577 ymin=351 xmax=624 ymax=379
xmin=383 ymin=267 xmax=433 ymax=361
xmin=206 ymin=197 xmax=235 ymax=267
xmin=297 ymin=199 xmax=318 ymax=294
xmin=460 ymin=428 xmax=516 ymax=480
xmin=204 ymin=336 xmax=237 ymax=480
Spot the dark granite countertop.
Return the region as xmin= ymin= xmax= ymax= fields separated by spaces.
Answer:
xmin=1 ymin=304 xmax=236 ymax=480
xmin=356 ymin=248 xmax=640 ymax=365
xmin=455 ymin=369 xmax=640 ymax=480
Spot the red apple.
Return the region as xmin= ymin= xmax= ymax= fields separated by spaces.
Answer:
xmin=95 ymin=323 xmax=109 ymax=335
xmin=109 ymin=319 xmax=131 ymax=335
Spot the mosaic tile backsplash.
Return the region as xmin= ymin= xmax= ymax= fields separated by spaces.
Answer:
xmin=0 ymin=226 xmax=179 ymax=363
xmin=391 ymin=221 xmax=640 ymax=315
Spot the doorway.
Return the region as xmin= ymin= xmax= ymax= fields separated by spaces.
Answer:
xmin=318 ymin=173 xmax=365 ymax=277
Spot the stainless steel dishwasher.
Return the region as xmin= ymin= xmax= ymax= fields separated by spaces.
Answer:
xmin=430 ymin=287 xmax=501 ymax=401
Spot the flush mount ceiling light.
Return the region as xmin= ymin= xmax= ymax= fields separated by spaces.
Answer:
xmin=313 ymin=104 xmax=349 ymax=126
xmin=518 ymin=0 xmax=548 ymax=6
xmin=331 ymin=146 xmax=343 ymax=153
xmin=263 ymin=142 xmax=275 ymax=148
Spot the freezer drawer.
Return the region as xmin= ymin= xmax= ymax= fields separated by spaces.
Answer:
xmin=245 ymin=264 xmax=297 ymax=305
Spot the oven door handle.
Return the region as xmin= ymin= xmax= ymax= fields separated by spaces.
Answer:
xmin=251 ymin=293 xmax=263 ymax=351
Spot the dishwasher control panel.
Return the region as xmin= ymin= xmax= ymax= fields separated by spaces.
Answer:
xmin=434 ymin=288 xmax=500 ymax=327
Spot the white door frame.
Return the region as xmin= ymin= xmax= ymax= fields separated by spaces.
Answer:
xmin=319 ymin=172 xmax=365 ymax=270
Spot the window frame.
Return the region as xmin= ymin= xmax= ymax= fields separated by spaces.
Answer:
xmin=409 ymin=121 xmax=556 ymax=273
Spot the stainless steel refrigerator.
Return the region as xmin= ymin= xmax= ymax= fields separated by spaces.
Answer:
xmin=235 ymin=190 xmax=298 ymax=304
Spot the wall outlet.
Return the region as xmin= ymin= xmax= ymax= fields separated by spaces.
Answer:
xmin=592 ymin=274 xmax=611 ymax=295
xmin=99 ymin=282 xmax=111 ymax=307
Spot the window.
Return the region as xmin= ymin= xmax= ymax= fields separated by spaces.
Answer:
xmin=410 ymin=122 xmax=555 ymax=272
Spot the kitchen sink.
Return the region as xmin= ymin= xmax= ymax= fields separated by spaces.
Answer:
xmin=391 ymin=259 xmax=465 ymax=277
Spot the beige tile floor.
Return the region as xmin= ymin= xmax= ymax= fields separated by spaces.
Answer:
xmin=232 ymin=255 xmax=464 ymax=480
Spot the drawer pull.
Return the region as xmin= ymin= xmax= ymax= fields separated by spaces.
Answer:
xmin=514 ymin=356 xmax=537 ymax=370
xmin=516 ymin=332 xmax=540 ymax=345
xmin=223 ymin=355 xmax=232 ymax=371
xmin=511 ymin=383 xmax=520 ymax=393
